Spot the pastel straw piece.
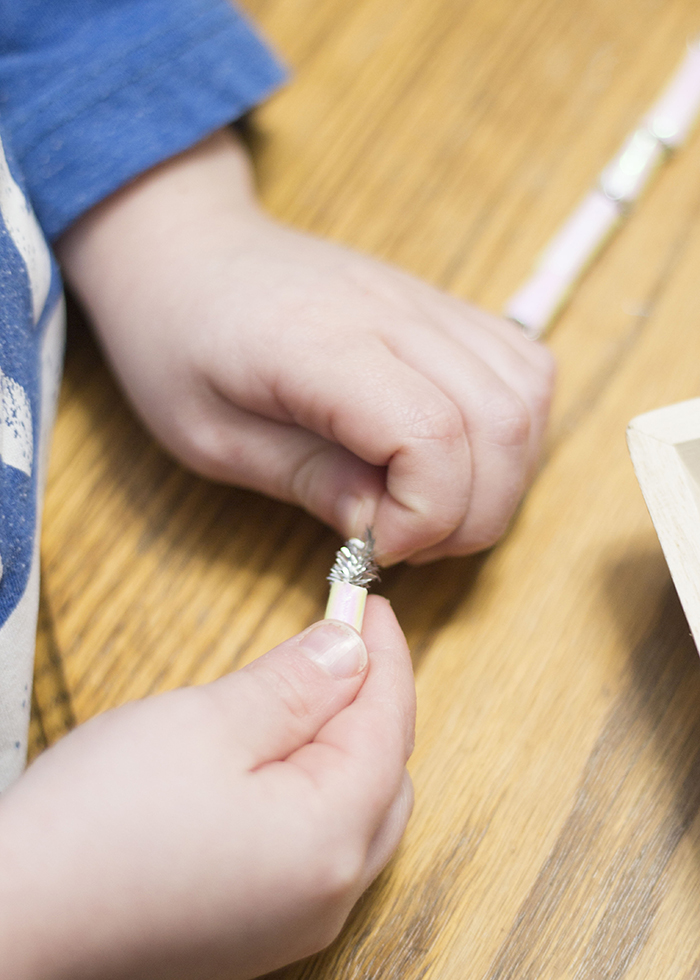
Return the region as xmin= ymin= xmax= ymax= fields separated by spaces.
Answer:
xmin=599 ymin=126 xmax=666 ymax=204
xmin=325 ymin=579 xmax=367 ymax=631
xmin=324 ymin=530 xmax=379 ymax=631
xmin=506 ymin=190 xmax=621 ymax=338
xmin=507 ymin=36 xmax=700 ymax=340
xmin=646 ymin=38 xmax=700 ymax=147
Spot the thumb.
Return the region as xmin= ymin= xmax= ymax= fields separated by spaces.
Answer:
xmin=205 ymin=619 xmax=369 ymax=770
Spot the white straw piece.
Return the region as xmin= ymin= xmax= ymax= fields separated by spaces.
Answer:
xmin=599 ymin=127 xmax=666 ymax=204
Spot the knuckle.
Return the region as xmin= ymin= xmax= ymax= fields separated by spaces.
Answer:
xmin=171 ymin=418 xmax=235 ymax=481
xmin=405 ymin=397 xmax=464 ymax=448
xmin=483 ymin=390 xmax=531 ymax=448
xmin=431 ymin=496 xmax=470 ymax=535
xmin=470 ymin=512 xmax=513 ymax=551
xmin=316 ymin=841 xmax=366 ymax=903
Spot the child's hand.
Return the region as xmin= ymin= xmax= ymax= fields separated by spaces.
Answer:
xmin=0 ymin=598 xmax=414 ymax=980
xmin=56 ymin=129 xmax=555 ymax=565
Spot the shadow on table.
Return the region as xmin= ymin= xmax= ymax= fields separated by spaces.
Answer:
xmin=437 ymin=544 xmax=700 ymax=980
xmin=571 ymin=545 xmax=700 ymax=975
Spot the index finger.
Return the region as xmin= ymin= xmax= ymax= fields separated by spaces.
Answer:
xmin=254 ymin=336 xmax=474 ymax=564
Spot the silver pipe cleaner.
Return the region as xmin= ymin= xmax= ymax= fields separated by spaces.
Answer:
xmin=327 ymin=528 xmax=380 ymax=589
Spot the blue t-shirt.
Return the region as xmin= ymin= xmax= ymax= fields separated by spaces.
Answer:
xmin=0 ymin=0 xmax=285 ymax=789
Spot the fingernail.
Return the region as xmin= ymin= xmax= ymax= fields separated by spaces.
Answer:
xmin=298 ymin=621 xmax=368 ymax=678
xmin=336 ymin=494 xmax=376 ymax=538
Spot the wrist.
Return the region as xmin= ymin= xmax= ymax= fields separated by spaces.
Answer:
xmin=55 ymin=126 xmax=262 ymax=290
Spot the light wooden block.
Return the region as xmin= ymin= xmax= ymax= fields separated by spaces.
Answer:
xmin=628 ymin=398 xmax=700 ymax=650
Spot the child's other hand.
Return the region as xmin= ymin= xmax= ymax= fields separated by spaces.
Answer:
xmin=57 ymin=128 xmax=555 ymax=565
xmin=0 ymin=598 xmax=414 ymax=980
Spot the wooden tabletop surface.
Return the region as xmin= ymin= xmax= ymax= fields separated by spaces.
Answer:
xmin=31 ymin=0 xmax=700 ymax=977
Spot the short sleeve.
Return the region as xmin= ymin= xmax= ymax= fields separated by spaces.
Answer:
xmin=0 ymin=0 xmax=287 ymax=240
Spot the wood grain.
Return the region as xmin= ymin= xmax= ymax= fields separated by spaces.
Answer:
xmin=33 ymin=0 xmax=700 ymax=976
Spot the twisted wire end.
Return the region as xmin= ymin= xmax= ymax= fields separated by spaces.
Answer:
xmin=327 ymin=528 xmax=380 ymax=589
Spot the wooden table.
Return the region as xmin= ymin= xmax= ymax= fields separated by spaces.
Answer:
xmin=32 ymin=0 xmax=700 ymax=976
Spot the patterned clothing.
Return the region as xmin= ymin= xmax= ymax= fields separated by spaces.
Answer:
xmin=0 ymin=0 xmax=284 ymax=789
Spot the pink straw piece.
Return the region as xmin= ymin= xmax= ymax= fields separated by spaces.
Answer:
xmin=506 ymin=36 xmax=700 ymax=339
xmin=506 ymin=190 xmax=620 ymax=338
xmin=325 ymin=580 xmax=367 ymax=631
xmin=647 ymin=39 xmax=700 ymax=148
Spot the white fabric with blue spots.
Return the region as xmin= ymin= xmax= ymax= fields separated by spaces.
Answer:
xmin=0 ymin=130 xmax=64 ymax=791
